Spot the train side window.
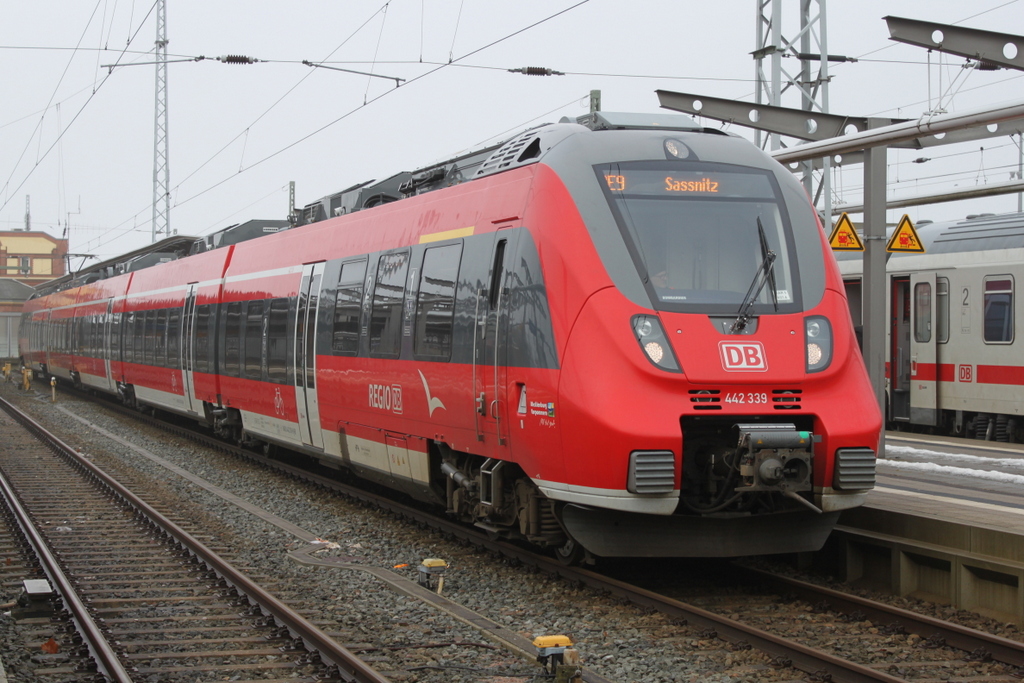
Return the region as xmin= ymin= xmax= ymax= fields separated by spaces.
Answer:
xmin=488 ymin=239 xmax=507 ymax=310
xmin=936 ymin=278 xmax=949 ymax=344
xmin=143 ymin=310 xmax=156 ymax=365
xmin=167 ymin=307 xmax=181 ymax=367
xmin=267 ymin=298 xmax=289 ymax=383
xmin=155 ymin=310 xmax=168 ymax=367
xmin=224 ymin=302 xmax=242 ymax=376
xmin=914 ymin=283 xmax=931 ymax=343
xmin=983 ymin=276 xmax=1014 ymax=344
xmin=124 ymin=312 xmax=135 ymax=363
xmin=244 ymin=300 xmax=265 ymax=380
xmin=414 ymin=243 xmax=462 ymax=359
xmin=370 ymin=251 xmax=409 ymax=358
xmin=194 ymin=305 xmax=211 ymax=373
xmin=134 ymin=312 xmax=145 ymax=363
xmin=110 ymin=312 xmax=121 ymax=362
xmin=333 ymin=259 xmax=367 ymax=356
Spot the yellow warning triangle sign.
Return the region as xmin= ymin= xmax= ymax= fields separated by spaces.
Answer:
xmin=886 ymin=214 xmax=925 ymax=253
xmin=828 ymin=212 xmax=864 ymax=251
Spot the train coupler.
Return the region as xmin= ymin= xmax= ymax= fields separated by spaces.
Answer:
xmin=734 ymin=423 xmax=815 ymax=498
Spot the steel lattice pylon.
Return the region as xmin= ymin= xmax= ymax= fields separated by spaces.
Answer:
xmin=152 ymin=0 xmax=170 ymax=243
xmin=753 ymin=0 xmax=832 ymax=220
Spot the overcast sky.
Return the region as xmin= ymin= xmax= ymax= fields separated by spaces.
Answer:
xmin=1 ymin=0 xmax=1021 ymax=265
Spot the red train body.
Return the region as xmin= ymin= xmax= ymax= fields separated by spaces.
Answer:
xmin=20 ymin=113 xmax=881 ymax=561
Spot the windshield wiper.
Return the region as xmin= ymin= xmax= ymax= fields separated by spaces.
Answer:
xmin=730 ymin=217 xmax=779 ymax=333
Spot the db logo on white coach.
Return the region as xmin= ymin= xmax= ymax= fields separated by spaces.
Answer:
xmin=719 ymin=341 xmax=768 ymax=372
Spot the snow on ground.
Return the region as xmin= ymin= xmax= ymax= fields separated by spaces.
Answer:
xmin=880 ymin=445 xmax=1024 ymax=485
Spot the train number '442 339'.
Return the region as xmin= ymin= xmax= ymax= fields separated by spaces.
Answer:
xmin=724 ymin=392 xmax=769 ymax=404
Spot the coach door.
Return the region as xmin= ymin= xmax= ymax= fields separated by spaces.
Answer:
xmin=890 ymin=277 xmax=912 ymax=421
xmin=181 ymin=284 xmax=199 ymax=414
xmin=103 ymin=299 xmax=116 ymax=393
xmin=474 ymin=232 xmax=517 ymax=447
xmin=909 ymin=272 xmax=938 ymax=425
xmin=295 ymin=263 xmax=325 ymax=450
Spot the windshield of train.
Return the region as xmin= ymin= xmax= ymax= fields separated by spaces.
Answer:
xmin=597 ymin=162 xmax=800 ymax=313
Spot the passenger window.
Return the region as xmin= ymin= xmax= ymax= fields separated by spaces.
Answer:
xmin=333 ymin=259 xmax=367 ymax=355
xmin=194 ymin=305 xmax=211 ymax=373
xmin=415 ymin=243 xmax=462 ymax=359
xmin=124 ymin=312 xmax=135 ymax=362
xmin=244 ymin=300 xmax=265 ymax=380
xmin=134 ymin=312 xmax=145 ymax=363
xmin=267 ymin=298 xmax=289 ymax=383
xmin=144 ymin=310 xmax=157 ymax=365
xmin=154 ymin=310 xmax=168 ymax=367
xmin=167 ymin=308 xmax=181 ymax=367
xmin=984 ymin=276 xmax=1014 ymax=343
xmin=936 ymin=278 xmax=949 ymax=344
xmin=110 ymin=312 xmax=121 ymax=362
xmin=224 ymin=302 xmax=242 ymax=376
xmin=370 ymin=251 xmax=409 ymax=358
xmin=914 ymin=283 xmax=931 ymax=343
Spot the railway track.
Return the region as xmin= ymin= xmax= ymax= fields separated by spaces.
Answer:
xmin=9 ymin=384 xmax=1024 ymax=682
xmin=0 ymin=394 xmax=389 ymax=683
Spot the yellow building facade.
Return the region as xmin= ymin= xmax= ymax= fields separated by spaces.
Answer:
xmin=0 ymin=231 xmax=67 ymax=286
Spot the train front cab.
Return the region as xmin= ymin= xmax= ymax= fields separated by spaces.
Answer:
xmin=532 ymin=126 xmax=882 ymax=558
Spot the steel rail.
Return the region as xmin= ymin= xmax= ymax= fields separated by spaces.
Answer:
xmin=0 ymin=398 xmax=135 ymax=683
xmin=742 ymin=566 xmax=1024 ymax=667
xmin=0 ymin=395 xmax=391 ymax=683
xmin=58 ymin=388 xmax=1011 ymax=683
xmin=131 ymin=409 xmax=905 ymax=683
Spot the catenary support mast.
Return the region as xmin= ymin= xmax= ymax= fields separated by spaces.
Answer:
xmin=152 ymin=0 xmax=170 ymax=243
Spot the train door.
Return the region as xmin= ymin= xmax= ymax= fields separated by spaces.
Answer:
xmin=103 ymin=299 xmax=116 ymax=393
xmin=473 ymin=232 xmax=518 ymax=447
xmin=890 ymin=277 xmax=912 ymax=421
xmin=295 ymin=262 xmax=325 ymax=450
xmin=181 ymin=283 xmax=199 ymax=414
xmin=910 ymin=273 xmax=938 ymax=425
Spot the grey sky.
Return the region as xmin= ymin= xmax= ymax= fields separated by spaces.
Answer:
xmin=1 ymin=0 xmax=1021 ymax=264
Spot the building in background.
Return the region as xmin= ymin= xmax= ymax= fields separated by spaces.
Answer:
xmin=1 ymin=231 xmax=68 ymax=286
xmin=0 ymin=231 xmax=68 ymax=359
xmin=0 ymin=279 xmax=34 ymax=359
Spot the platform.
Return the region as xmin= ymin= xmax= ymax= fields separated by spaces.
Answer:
xmin=822 ymin=434 xmax=1024 ymax=624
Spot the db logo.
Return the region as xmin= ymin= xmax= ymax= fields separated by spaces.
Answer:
xmin=719 ymin=341 xmax=768 ymax=372
xmin=958 ymin=364 xmax=973 ymax=382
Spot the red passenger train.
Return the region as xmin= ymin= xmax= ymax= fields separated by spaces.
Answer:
xmin=20 ymin=112 xmax=881 ymax=562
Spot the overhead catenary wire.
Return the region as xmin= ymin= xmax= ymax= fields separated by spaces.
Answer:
xmin=85 ymin=1 xmax=593 ymax=256
xmin=0 ymin=0 xmax=158 ymax=215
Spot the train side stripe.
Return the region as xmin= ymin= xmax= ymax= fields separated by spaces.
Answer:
xmin=913 ymin=363 xmax=1024 ymax=386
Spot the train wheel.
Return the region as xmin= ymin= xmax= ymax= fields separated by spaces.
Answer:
xmin=554 ymin=537 xmax=584 ymax=566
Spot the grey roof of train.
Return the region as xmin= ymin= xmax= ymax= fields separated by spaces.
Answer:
xmin=833 ymin=211 xmax=1024 ymax=261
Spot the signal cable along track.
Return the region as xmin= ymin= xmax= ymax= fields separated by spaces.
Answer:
xmin=0 ymin=395 xmax=391 ymax=683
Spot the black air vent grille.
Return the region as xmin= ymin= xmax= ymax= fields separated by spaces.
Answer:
xmin=772 ymin=389 xmax=802 ymax=410
xmin=833 ymin=448 xmax=876 ymax=490
xmin=689 ymin=389 xmax=721 ymax=411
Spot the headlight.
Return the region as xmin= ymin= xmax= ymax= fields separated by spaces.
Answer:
xmin=805 ymin=316 xmax=832 ymax=373
xmin=632 ymin=315 xmax=681 ymax=372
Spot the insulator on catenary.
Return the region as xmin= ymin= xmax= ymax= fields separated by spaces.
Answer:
xmin=508 ymin=66 xmax=564 ymax=76
xmin=217 ymin=55 xmax=257 ymax=64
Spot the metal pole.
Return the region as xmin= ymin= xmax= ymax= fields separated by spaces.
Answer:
xmin=152 ymin=0 xmax=170 ymax=243
xmin=1018 ymin=132 xmax=1022 ymax=213
xmin=862 ymin=118 xmax=888 ymax=456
